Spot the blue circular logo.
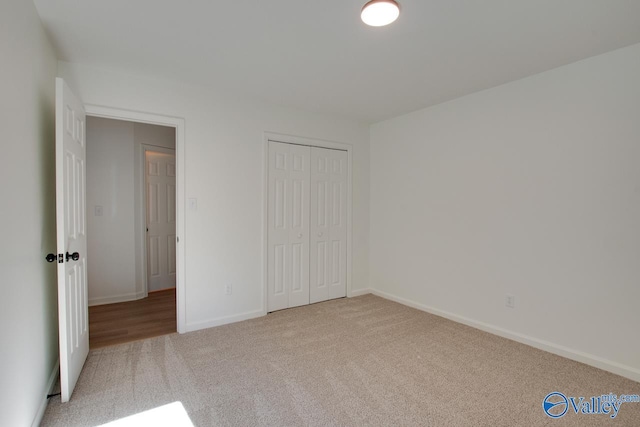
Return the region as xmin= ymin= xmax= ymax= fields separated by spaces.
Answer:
xmin=543 ymin=392 xmax=569 ymax=418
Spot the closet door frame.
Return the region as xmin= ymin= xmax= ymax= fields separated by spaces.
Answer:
xmin=263 ymin=132 xmax=353 ymax=314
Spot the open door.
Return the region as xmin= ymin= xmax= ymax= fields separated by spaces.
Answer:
xmin=55 ymin=78 xmax=89 ymax=402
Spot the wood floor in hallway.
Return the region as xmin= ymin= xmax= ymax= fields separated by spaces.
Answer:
xmin=89 ymin=288 xmax=176 ymax=349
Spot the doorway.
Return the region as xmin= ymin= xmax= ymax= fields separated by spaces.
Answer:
xmin=85 ymin=116 xmax=179 ymax=347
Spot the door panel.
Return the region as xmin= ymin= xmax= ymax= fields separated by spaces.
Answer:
xmin=316 ymin=241 xmax=326 ymax=287
xmin=168 ymin=234 xmax=177 ymax=275
xmin=146 ymin=150 xmax=176 ymax=291
xmin=291 ymin=242 xmax=303 ymax=291
xmin=56 ymin=78 xmax=89 ymax=403
xmin=310 ymin=147 xmax=348 ymax=304
xmin=148 ymin=182 xmax=159 ymax=223
xmin=274 ymin=244 xmax=286 ymax=296
xmin=267 ymin=142 xmax=310 ymax=312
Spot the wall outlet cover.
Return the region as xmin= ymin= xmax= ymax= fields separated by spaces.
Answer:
xmin=505 ymin=294 xmax=515 ymax=309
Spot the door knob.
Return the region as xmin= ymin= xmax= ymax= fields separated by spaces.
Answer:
xmin=66 ymin=252 xmax=80 ymax=262
xmin=46 ymin=253 xmax=57 ymax=263
xmin=297 ymin=233 xmax=303 ymax=238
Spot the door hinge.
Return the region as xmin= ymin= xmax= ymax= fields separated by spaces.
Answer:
xmin=58 ymin=254 xmax=64 ymax=264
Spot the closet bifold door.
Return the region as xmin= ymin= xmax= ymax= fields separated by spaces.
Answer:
xmin=310 ymin=147 xmax=348 ymax=304
xmin=267 ymin=141 xmax=311 ymax=312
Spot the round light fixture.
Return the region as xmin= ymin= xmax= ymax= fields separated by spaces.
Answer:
xmin=361 ymin=0 xmax=400 ymax=27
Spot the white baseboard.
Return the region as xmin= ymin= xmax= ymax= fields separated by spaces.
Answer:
xmin=89 ymin=291 xmax=146 ymax=306
xmin=349 ymin=288 xmax=372 ymax=297
xmin=31 ymin=358 xmax=59 ymax=427
xmin=185 ymin=291 xmax=373 ymax=333
xmin=370 ymin=289 xmax=640 ymax=383
xmin=185 ymin=309 xmax=265 ymax=333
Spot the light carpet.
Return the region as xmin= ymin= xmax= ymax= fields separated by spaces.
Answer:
xmin=42 ymin=294 xmax=640 ymax=426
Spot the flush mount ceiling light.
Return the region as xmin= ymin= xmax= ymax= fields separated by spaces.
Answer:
xmin=361 ymin=0 xmax=400 ymax=27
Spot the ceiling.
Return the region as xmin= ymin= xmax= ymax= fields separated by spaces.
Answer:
xmin=33 ymin=0 xmax=640 ymax=123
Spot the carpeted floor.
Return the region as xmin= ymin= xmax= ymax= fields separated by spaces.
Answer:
xmin=42 ymin=294 xmax=640 ymax=426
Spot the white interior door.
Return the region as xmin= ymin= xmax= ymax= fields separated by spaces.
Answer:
xmin=310 ymin=147 xmax=348 ymax=304
xmin=267 ymin=141 xmax=310 ymax=312
xmin=55 ymin=78 xmax=89 ymax=403
xmin=146 ymin=149 xmax=177 ymax=292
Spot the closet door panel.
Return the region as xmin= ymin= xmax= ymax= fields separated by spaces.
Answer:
xmin=287 ymin=144 xmax=310 ymax=308
xmin=267 ymin=141 xmax=310 ymax=312
xmin=310 ymin=147 xmax=347 ymax=304
xmin=268 ymin=142 xmax=291 ymax=312
xmin=328 ymin=151 xmax=348 ymax=300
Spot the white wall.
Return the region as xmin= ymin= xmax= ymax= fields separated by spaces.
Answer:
xmin=60 ymin=62 xmax=370 ymax=330
xmin=370 ymin=43 xmax=640 ymax=381
xmin=86 ymin=117 xmax=135 ymax=304
xmin=0 ymin=1 xmax=59 ymax=426
xmin=87 ymin=117 xmax=175 ymax=305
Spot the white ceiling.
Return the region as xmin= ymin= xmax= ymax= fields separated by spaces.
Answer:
xmin=33 ymin=0 xmax=640 ymax=123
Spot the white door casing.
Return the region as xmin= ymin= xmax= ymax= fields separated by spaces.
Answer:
xmin=55 ymin=78 xmax=89 ymax=403
xmin=310 ymin=147 xmax=348 ymax=304
xmin=84 ymin=105 xmax=186 ymax=333
xmin=146 ymin=150 xmax=177 ymax=291
xmin=267 ymin=141 xmax=310 ymax=312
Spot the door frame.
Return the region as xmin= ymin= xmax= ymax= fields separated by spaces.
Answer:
xmin=262 ymin=132 xmax=353 ymax=314
xmin=86 ymin=104 xmax=186 ymax=333
xmin=141 ymin=144 xmax=177 ymax=295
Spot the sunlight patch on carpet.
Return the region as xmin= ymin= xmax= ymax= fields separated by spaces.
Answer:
xmin=97 ymin=402 xmax=193 ymax=427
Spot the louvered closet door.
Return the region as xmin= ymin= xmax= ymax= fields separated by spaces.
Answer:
xmin=267 ymin=141 xmax=311 ymax=312
xmin=310 ymin=147 xmax=348 ymax=304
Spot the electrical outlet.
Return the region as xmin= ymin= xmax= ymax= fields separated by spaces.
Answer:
xmin=225 ymin=284 xmax=232 ymax=295
xmin=505 ymin=294 xmax=515 ymax=309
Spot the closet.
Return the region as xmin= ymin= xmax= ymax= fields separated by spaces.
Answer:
xmin=267 ymin=140 xmax=348 ymax=312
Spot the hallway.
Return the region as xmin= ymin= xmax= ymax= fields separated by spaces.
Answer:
xmin=89 ymin=289 xmax=176 ymax=348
